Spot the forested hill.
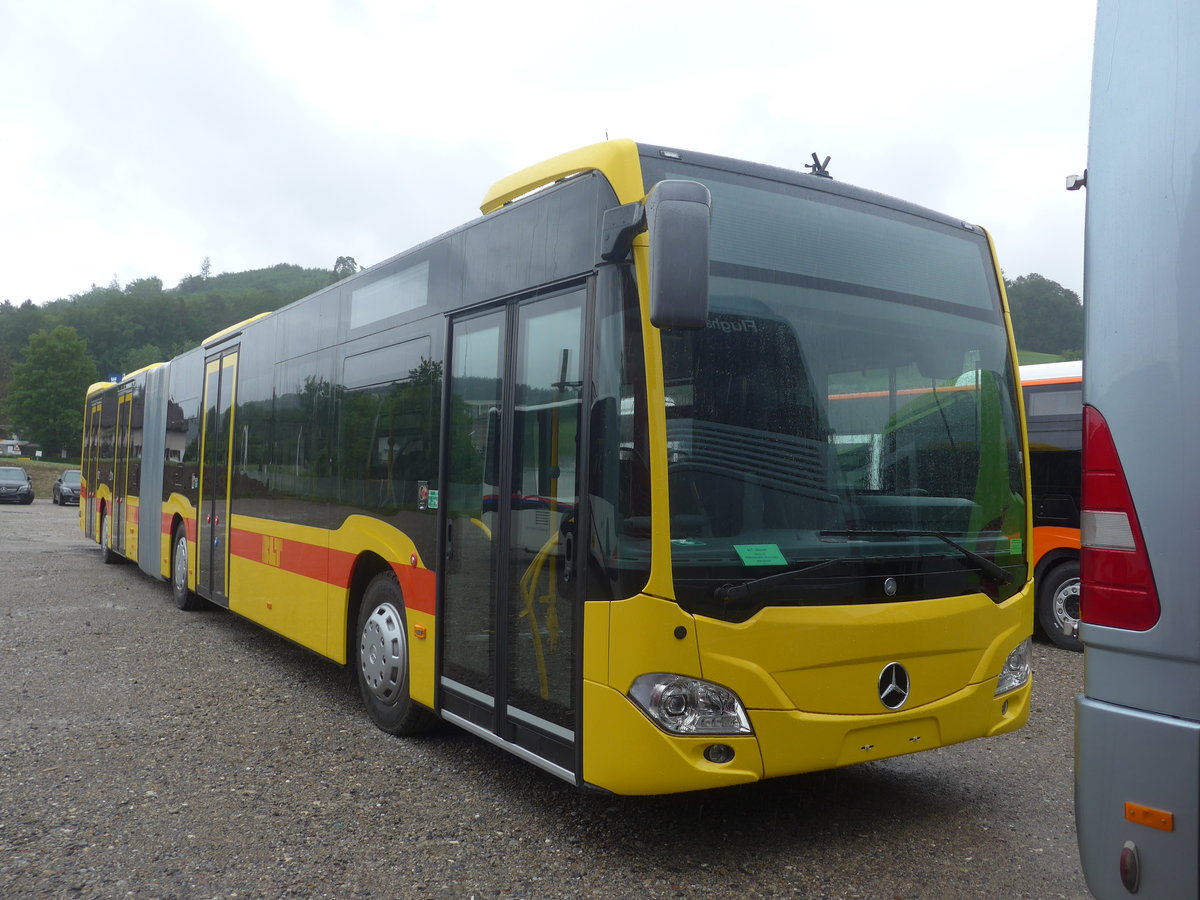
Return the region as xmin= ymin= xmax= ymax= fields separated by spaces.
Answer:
xmin=0 ymin=265 xmax=1082 ymax=455
xmin=0 ymin=263 xmax=336 ymax=386
xmin=1004 ymin=273 xmax=1083 ymax=361
xmin=1 ymin=266 xmax=1085 ymax=382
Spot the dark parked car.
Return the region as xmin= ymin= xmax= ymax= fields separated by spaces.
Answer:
xmin=53 ymin=469 xmax=82 ymax=506
xmin=0 ymin=466 xmax=34 ymax=504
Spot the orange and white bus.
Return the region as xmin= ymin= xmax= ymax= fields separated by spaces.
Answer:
xmin=81 ymin=140 xmax=1032 ymax=795
xmin=1020 ymin=360 xmax=1082 ymax=651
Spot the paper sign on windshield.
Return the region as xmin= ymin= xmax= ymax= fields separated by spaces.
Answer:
xmin=734 ymin=544 xmax=788 ymax=567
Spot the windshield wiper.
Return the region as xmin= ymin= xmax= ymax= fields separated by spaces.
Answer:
xmin=821 ymin=529 xmax=1014 ymax=585
xmin=714 ymin=557 xmax=846 ymax=604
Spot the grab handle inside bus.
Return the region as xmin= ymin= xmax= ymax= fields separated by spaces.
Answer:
xmin=645 ymin=180 xmax=711 ymax=330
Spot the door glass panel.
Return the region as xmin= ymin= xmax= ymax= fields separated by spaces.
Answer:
xmin=442 ymin=312 xmax=504 ymax=698
xmin=85 ymin=404 xmax=102 ymax=538
xmin=199 ymin=353 xmax=237 ymax=602
xmin=199 ymin=363 xmax=220 ymax=594
xmin=113 ymin=394 xmax=131 ymax=550
xmin=506 ymin=292 xmax=584 ymax=731
xmin=213 ymin=356 xmax=236 ymax=599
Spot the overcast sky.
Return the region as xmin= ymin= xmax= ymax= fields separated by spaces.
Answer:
xmin=1 ymin=0 xmax=1094 ymax=307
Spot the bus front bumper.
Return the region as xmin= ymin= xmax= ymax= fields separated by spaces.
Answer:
xmin=582 ymin=675 xmax=1030 ymax=795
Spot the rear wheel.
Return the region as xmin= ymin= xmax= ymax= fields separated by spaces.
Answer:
xmin=100 ymin=508 xmax=117 ymax=564
xmin=171 ymin=524 xmax=203 ymax=610
xmin=356 ymin=571 xmax=437 ymax=735
xmin=1037 ymin=560 xmax=1082 ymax=652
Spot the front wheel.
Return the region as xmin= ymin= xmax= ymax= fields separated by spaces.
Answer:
xmin=171 ymin=525 xmax=204 ymax=610
xmin=356 ymin=571 xmax=438 ymax=736
xmin=1037 ymin=560 xmax=1082 ymax=652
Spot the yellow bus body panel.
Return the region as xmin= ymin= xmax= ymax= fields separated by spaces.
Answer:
xmin=88 ymin=484 xmax=111 ymax=545
xmin=754 ymin=677 xmax=1029 ymax=776
xmin=584 ymin=584 xmax=1032 ymax=793
xmin=161 ymin=493 xmax=197 ymax=584
xmin=123 ymin=495 xmax=139 ymax=563
xmin=583 ymin=680 xmax=763 ymax=794
xmin=327 ymin=515 xmax=435 ymax=708
xmin=227 ymin=519 xmax=331 ymax=655
xmin=582 ymin=596 xmax=610 ymax=686
xmin=696 ymin=589 xmax=1030 ymax=713
xmin=606 ymin=594 xmax=703 ymax=688
xmin=223 ymin=513 xmax=436 ymax=709
xmin=481 ymin=139 xmax=645 ymax=213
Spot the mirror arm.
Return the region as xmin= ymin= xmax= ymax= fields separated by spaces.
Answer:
xmin=600 ymin=201 xmax=646 ymax=261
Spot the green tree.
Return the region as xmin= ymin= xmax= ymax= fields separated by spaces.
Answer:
xmin=0 ymin=299 xmax=49 ymax=400
xmin=1005 ymin=274 xmax=1083 ymax=357
xmin=120 ymin=342 xmax=165 ymax=374
xmin=3 ymin=327 xmax=99 ymax=455
xmin=334 ymin=256 xmax=360 ymax=280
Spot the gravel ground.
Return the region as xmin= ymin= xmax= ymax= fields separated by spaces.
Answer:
xmin=0 ymin=501 xmax=1089 ymax=899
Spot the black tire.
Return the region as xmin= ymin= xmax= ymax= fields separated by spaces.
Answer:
xmin=171 ymin=524 xmax=204 ymax=610
xmin=1037 ymin=560 xmax=1083 ymax=652
xmin=356 ymin=571 xmax=438 ymax=736
xmin=100 ymin=508 xmax=117 ymax=564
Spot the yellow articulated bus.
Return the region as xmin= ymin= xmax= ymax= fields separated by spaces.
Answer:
xmin=80 ymin=140 xmax=1032 ymax=795
xmin=83 ymin=362 xmax=168 ymax=568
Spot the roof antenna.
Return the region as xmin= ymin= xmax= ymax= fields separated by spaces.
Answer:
xmin=805 ymin=153 xmax=832 ymax=178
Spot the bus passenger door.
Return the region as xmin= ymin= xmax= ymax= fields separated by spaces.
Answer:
xmin=197 ymin=350 xmax=238 ymax=607
xmin=112 ymin=389 xmax=133 ymax=556
xmin=440 ymin=287 xmax=587 ymax=780
xmin=83 ymin=399 xmax=103 ymax=540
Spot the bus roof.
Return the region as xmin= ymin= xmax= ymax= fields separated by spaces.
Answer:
xmin=1019 ymin=360 xmax=1081 ymax=385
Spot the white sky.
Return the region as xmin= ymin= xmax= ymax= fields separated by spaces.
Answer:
xmin=0 ymin=0 xmax=1094 ymax=306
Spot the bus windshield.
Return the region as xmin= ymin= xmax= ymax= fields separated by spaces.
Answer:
xmin=655 ymin=169 xmax=1026 ymax=617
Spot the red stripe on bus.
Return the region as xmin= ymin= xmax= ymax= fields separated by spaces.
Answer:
xmin=160 ymin=513 xmax=196 ymax=542
xmin=226 ymin=528 xmax=437 ymax=616
xmin=227 ymin=528 xmax=352 ymax=586
xmin=393 ymin=564 xmax=437 ymax=616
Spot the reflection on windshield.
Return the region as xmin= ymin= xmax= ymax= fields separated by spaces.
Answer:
xmin=654 ymin=176 xmax=1026 ymax=616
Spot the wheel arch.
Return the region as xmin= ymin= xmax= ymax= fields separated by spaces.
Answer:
xmin=1035 ymin=547 xmax=1079 ymax=584
xmin=168 ymin=512 xmax=187 ymax=579
xmin=344 ymin=551 xmax=395 ymax=675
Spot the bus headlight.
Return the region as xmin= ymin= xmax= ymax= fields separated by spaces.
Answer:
xmin=995 ymin=637 xmax=1032 ymax=696
xmin=629 ymin=674 xmax=753 ymax=735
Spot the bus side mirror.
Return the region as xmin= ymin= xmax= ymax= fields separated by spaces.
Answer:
xmin=646 ymin=180 xmax=711 ymax=330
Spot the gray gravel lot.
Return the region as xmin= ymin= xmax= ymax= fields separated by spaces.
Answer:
xmin=1 ymin=501 xmax=1089 ymax=899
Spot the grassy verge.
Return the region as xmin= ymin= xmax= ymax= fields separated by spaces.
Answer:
xmin=1017 ymin=350 xmax=1066 ymax=365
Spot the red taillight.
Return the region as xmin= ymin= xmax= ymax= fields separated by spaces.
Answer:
xmin=1080 ymin=406 xmax=1160 ymax=631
